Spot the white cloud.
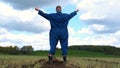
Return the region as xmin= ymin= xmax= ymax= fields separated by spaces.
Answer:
xmin=0 ymin=28 xmax=8 ymax=35
xmin=0 ymin=28 xmax=50 ymax=50
xmin=69 ymin=32 xmax=120 ymax=47
xmin=69 ymin=26 xmax=120 ymax=48
xmin=1 ymin=0 xmax=71 ymax=10
xmin=78 ymin=27 xmax=93 ymax=34
xmin=72 ymin=0 xmax=79 ymax=3
xmin=90 ymin=24 xmax=108 ymax=33
xmin=0 ymin=2 xmax=50 ymax=33
xmin=1 ymin=27 xmax=120 ymax=50
xmin=80 ymin=12 xmax=106 ymax=20
xmin=77 ymin=0 xmax=120 ymax=34
xmin=1 ymin=0 xmax=120 ymax=50
xmin=68 ymin=27 xmax=76 ymax=35
xmin=0 ymin=1 xmax=75 ymax=50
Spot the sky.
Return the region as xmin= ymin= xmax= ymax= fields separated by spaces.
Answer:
xmin=0 ymin=0 xmax=120 ymax=50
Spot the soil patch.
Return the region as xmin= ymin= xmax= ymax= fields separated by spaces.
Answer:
xmin=40 ymin=59 xmax=80 ymax=68
xmin=7 ymin=58 xmax=80 ymax=68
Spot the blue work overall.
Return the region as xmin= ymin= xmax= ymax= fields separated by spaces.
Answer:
xmin=38 ymin=10 xmax=77 ymax=56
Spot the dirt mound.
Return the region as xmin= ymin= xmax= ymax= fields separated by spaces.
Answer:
xmin=37 ymin=58 xmax=80 ymax=68
xmin=7 ymin=58 xmax=80 ymax=68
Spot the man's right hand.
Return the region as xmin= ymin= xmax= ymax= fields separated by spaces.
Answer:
xmin=35 ymin=7 xmax=39 ymax=11
xmin=76 ymin=9 xmax=79 ymax=12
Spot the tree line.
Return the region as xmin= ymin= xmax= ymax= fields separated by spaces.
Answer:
xmin=0 ymin=45 xmax=120 ymax=56
xmin=0 ymin=46 xmax=33 ymax=55
xmin=68 ymin=45 xmax=120 ymax=56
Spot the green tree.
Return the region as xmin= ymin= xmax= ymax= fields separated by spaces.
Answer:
xmin=21 ymin=45 xmax=33 ymax=55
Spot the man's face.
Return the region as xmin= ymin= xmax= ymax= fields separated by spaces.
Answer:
xmin=56 ymin=6 xmax=62 ymax=12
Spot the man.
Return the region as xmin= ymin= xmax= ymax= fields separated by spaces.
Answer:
xmin=35 ymin=6 xmax=79 ymax=63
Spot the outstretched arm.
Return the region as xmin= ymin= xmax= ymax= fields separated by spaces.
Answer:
xmin=67 ymin=9 xmax=79 ymax=20
xmin=35 ymin=7 xmax=50 ymax=20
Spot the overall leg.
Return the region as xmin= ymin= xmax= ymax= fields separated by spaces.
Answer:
xmin=49 ymin=32 xmax=58 ymax=55
xmin=60 ymin=32 xmax=68 ymax=62
xmin=48 ymin=31 xmax=58 ymax=62
xmin=60 ymin=37 xmax=68 ymax=56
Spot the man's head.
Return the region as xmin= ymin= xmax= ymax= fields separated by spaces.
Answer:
xmin=56 ymin=6 xmax=62 ymax=12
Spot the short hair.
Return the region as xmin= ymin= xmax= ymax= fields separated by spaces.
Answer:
xmin=56 ymin=5 xmax=61 ymax=9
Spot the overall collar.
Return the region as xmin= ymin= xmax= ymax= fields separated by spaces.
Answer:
xmin=57 ymin=11 xmax=62 ymax=14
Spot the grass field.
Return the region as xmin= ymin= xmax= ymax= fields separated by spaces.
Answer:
xmin=0 ymin=50 xmax=120 ymax=68
xmin=32 ymin=50 xmax=119 ymax=57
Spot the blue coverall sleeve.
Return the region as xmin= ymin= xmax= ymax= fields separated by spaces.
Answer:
xmin=67 ymin=11 xmax=77 ymax=20
xmin=38 ymin=10 xmax=50 ymax=20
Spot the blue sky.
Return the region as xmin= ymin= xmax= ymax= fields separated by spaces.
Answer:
xmin=0 ymin=0 xmax=120 ymax=50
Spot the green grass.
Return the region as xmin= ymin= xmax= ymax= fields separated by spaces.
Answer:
xmin=32 ymin=50 xmax=48 ymax=56
xmin=32 ymin=50 xmax=120 ymax=58
xmin=0 ymin=50 xmax=120 ymax=68
xmin=0 ymin=55 xmax=120 ymax=68
xmin=68 ymin=50 xmax=119 ymax=57
xmin=68 ymin=57 xmax=120 ymax=68
xmin=0 ymin=55 xmax=43 ymax=68
xmin=0 ymin=46 xmax=120 ymax=67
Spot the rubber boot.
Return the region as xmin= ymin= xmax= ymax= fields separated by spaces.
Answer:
xmin=48 ymin=56 xmax=53 ymax=63
xmin=63 ymin=56 xmax=67 ymax=63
